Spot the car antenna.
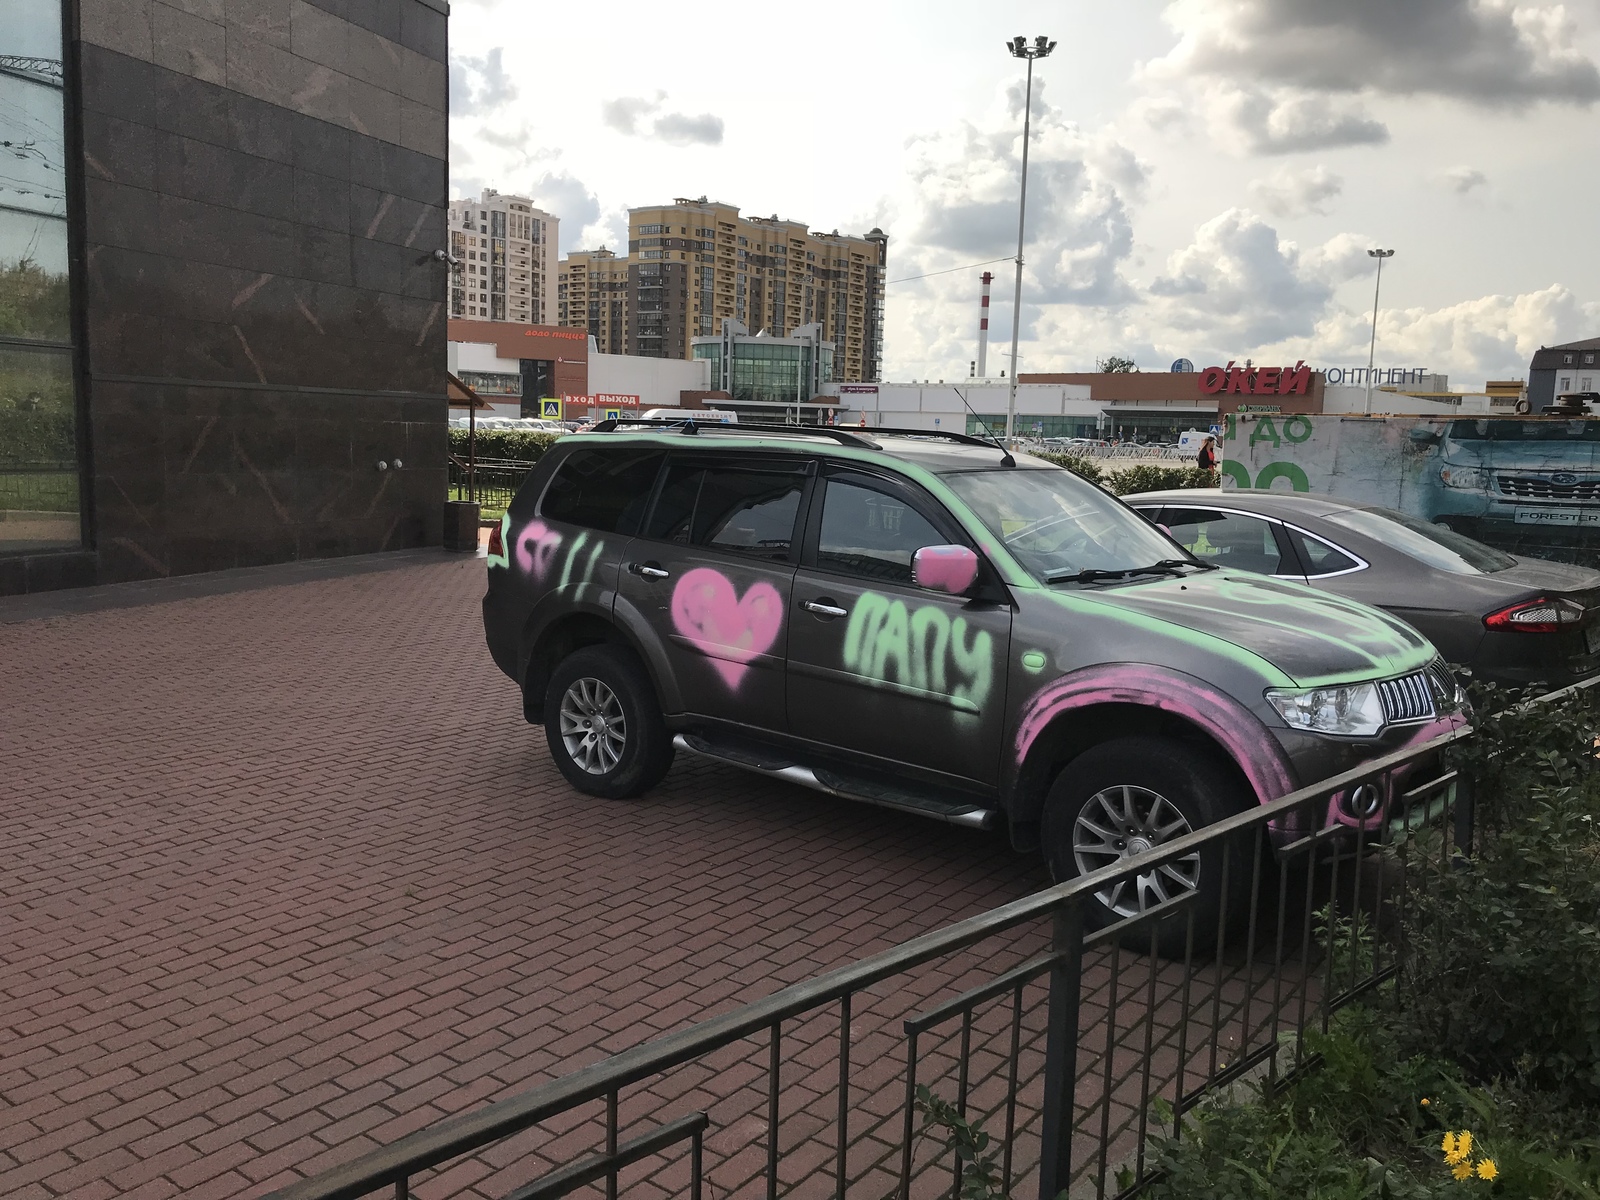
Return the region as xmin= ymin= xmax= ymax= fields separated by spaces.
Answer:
xmin=949 ymin=386 xmax=1015 ymax=467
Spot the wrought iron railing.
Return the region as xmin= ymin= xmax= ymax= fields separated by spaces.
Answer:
xmin=261 ymin=728 xmax=1474 ymax=1200
xmin=448 ymin=458 xmax=536 ymax=513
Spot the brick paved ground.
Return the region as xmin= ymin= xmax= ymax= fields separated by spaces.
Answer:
xmin=0 ymin=551 xmax=1062 ymax=1199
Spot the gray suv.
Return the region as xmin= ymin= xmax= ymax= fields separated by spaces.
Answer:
xmin=482 ymin=423 xmax=1466 ymax=948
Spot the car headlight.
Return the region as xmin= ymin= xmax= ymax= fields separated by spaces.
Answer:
xmin=1439 ymin=464 xmax=1489 ymax=489
xmin=1266 ymin=682 xmax=1386 ymax=737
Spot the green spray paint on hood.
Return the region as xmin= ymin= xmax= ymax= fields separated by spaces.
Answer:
xmin=1050 ymin=571 xmax=1435 ymax=687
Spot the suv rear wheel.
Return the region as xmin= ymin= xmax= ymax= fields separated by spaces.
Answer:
xmin=543 ymin=646 xmax=674 ymax=798
xmin=1041 ymin=736 xmax=1254 ymax=959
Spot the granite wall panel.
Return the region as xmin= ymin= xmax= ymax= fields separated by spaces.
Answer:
xmin=7 ymin=0 xmax=454 ymax=593
xmin=84 ymin=381 xmax=446 ymax=579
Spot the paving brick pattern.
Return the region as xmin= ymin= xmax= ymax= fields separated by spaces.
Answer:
xmin=0 ymin=554 xmax=1062 ymax=1199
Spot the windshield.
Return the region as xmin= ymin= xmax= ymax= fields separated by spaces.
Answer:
xmin=1447 ymin=419 xmax=1600 ymax=442
xmin=942 ymin=467 xmax=1185 ymax=583
xmin=1324 ymin=507 xmax=1516 ymax=574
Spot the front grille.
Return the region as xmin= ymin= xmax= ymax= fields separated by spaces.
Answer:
xmin=1379 ymin=671 xmax=1436 ymax=724
xmin=1498 ymin=475 xmax=1600 ymax=500
xmin=1426 ymin=660 xmax=1458 ymax=707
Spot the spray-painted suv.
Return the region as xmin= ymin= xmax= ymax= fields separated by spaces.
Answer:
xmin=482 ymin=423 xmax=1466 ymax=947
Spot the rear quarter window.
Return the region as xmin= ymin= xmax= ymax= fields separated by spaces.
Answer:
xmin=540 ymin=448 xmax=663 ymax=534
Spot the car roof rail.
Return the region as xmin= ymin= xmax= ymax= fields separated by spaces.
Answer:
xmin=866 ymin=426 xmax=1017 ymax=466
xmin=588 ymin=417 xmax=881 ymax=449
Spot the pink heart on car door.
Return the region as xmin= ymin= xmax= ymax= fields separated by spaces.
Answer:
xmin=670 ymin=567 xmax=783 ymax=689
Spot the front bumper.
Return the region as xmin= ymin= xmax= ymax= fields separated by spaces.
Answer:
xmin=1268 ymin=710 xmax=1469 ymax=845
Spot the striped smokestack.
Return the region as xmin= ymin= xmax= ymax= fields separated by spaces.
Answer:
xmin=977 ymin=271 xmax=993 ymax=378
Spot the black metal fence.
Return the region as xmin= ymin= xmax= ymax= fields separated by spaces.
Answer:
xmin=448 ymin=458 xmax=536 ymax=513
xmin=259 ymin=723 xmax=1478 ymax=1200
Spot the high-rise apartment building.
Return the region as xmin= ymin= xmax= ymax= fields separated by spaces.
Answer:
xmin=556 ymin=249 xmax=631 ymax=354
xmin=556 ymin=198 xmax=887 ymax=381
xmin=447 ymin=190 xmax=558 ymax=325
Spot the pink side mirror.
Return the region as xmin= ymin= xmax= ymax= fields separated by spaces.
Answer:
xmin=913 ymin=544 xmax=980 ymax=594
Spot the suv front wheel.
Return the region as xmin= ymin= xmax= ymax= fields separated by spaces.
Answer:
xmin=1041 ymin=737 xmax=1254 ymax=959
xmin=543 ymin=645 xmax=674 ymax=798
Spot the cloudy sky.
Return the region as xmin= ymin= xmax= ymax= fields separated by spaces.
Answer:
xmin=448 ymin=0 xmax=1600 ymax=388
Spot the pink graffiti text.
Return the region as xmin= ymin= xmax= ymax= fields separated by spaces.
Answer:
xmin=670 ymin=568 xmax=783 ymax=689
xmin=514 ymin=520 xmax=563 ymax=578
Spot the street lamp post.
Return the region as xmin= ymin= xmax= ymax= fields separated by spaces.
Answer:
xmin=1004 ymin=34 xmax=1055 ymax=450
xmin=1363 ymin=248 xmax=1394 ymax=414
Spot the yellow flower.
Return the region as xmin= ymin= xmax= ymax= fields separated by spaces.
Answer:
xmin=1443 ymin=1132 xmax=1458 ymax=1157
xmin=1421 ymin=1097 xmax=1431 ymax=1107
xmin=1443 ymin=1131 xmax=1470 ymax=1165
xmin=1459 ymin=1131 xmax=1473 ymax=1157
xmin=1477 ymin=1159 xmax=1498 ymax=1181
xmin=1453 ymin=1161 xmax=1474 ymax=1182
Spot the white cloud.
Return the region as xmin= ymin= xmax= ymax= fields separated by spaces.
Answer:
xmin=1248 ymin=165 xmax=1345 ymax=217
xmin=1149 ymin=0 xmax=1600 ymax=108
xmin=1138 ymin=0 xmax=1600 ymax=156
xmin=1147 ymin=208 xmax=1350 ymax=346
xmin=1444 ymin=166 xmax=1489 ymax=194
xmin=449 ymin=47 xmax=517 ymax=115
xmin=1307 ymin=285 xmax=1600 ymax=379
xmin=601 ymin=94 xmax=724 ymax=146
xmin=1217 ymin=87 xmax=1390 ymax=154
xmin=901 ymin=81 xmax=1142 ymax=306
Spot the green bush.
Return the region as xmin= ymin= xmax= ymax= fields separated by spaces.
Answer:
xmin=1397 ymin=684 xmax=1600 ymax=1105
xmin=1034 ymin=452 xmax=1104 ymax=486
xmin=1104 ymin=464 xmax=1219 ymax=496
xmin=0 ymin=260 xmax=70 ymax=342
xmin=1142 ymin=1010 xmax=1600 ymax=1199
xmin=448 ymin=427 xmax=561 ymax=462
xmin=1033 ymin=453 xmax=1217 ymax=496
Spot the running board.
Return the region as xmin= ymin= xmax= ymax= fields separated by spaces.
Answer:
xmin=672 ymin=734 xmax=999 ymax=830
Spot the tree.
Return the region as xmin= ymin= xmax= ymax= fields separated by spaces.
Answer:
xmin=1096 ymin=355 xmax=1137 ymax=373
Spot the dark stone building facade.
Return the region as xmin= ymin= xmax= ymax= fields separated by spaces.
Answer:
xmin=0 ymin=0 xmax=450 ymax=596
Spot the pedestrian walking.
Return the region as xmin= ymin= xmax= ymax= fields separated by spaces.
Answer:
xmin=1196 ymin=434 xmax=1218 ymax=471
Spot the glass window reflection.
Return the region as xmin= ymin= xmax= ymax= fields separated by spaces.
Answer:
xmin=1 ymin=0 xmax=79 ymax=551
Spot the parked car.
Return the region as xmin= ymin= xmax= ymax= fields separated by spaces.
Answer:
xmin=1413 ymin=417 xmax=1600 ymax=536
xmin=482 ymin=426 xmax=1464 ymax=951
xmin=1123 ymin=488 xmax=1600 ymax=687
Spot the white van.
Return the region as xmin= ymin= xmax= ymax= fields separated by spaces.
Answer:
xmin=638 ymin=407 xmax=738 ymax=424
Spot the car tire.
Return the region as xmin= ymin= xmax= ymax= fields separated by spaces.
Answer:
xmin=1040 ymin=737 xmax=1255 ymax=959
xmin=543 ymin=645 xmax=674 ymax=799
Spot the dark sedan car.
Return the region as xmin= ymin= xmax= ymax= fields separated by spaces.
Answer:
xmin=1124 ymin=488 xmax=1600 ymax=686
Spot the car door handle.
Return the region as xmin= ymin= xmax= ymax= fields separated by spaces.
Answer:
xmin=802 ymin=599 xmax=848 ymax=617
xmin=628 ymin=562 xmax=669 ymax=579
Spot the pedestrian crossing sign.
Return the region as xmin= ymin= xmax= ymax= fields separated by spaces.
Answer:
xmin=603 ymin=408 xmax=622 ymax=421
xmin=541 ymin=398 xmax=561 ymax=419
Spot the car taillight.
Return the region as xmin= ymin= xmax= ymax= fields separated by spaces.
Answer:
xmin=1483 ymin=595 xmax=1585 ymax=633
xmin=487 ymin=523 xmax=504 ymax=558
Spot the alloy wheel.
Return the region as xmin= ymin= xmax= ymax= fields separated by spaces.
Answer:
xmin=558 ymin=677 xmax=628 ymax=775
xmin=1072 ymin=784 xmax=1201 ymax=919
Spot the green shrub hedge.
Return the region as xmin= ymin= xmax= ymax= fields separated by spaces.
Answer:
xmin=1139 ymin=681 xmax=1600 ymax=1198
xmin=448 ymin=428 xmax=561 ymax=462
xmin=1034 ymin=452 xmax=1218 ymax=495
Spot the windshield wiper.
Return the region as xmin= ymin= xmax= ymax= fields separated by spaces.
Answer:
xmin=1045 ymin=566 xmax=1132 ymax=584
xmin=1126 ymin=558 xmax=1202 ymax=578
xmin=1044 ymin=559 xmax=1209 ymax=585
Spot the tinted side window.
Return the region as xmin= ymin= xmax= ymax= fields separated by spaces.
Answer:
xmin=1162 ymin=508 xmax=1285 ymax=575
xmin=644 ymin=460 xmax=805 ymax=561
xmin=541 ymin=449 xmax=662 ymax=534
xmin=816 ymin=478 xmax=947 ymax=584
xmin=1283 ymin=528 xmax=1361 ymax=576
